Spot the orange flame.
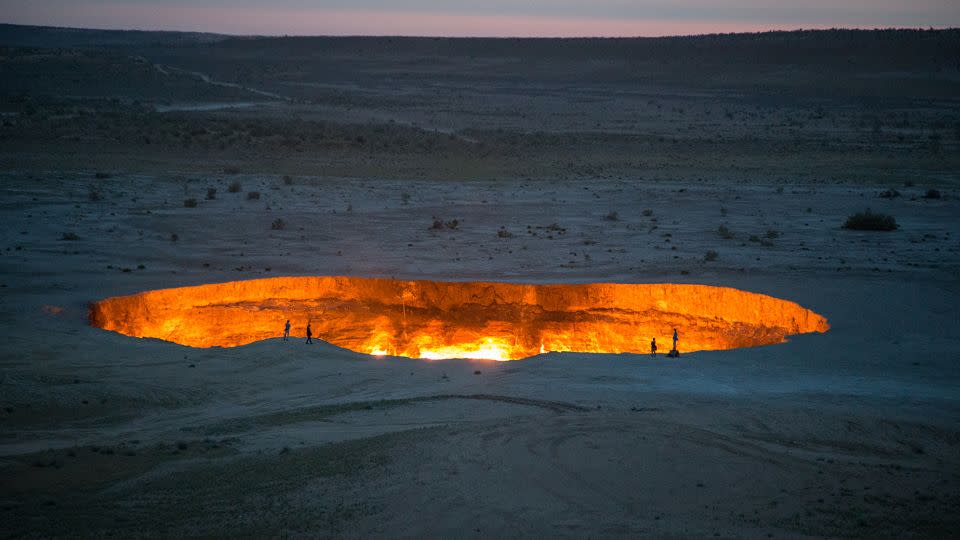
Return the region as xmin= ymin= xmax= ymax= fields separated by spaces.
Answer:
xmin=89 ymin=277 xmax=829 ymax=360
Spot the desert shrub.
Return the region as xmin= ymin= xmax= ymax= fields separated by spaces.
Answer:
xmin=843 ymin=209 xmax=897 ymax=231
xmin=94 ymin=172 xmax=111 ymax=179
xmin=497 ymin=227 xmax=513 ymax=238
xmin=749 ymin=235 xmax=761 ymax=243
xmin=223 ymin=166 xmax=240 ymax=174
xmin=642 ymin=209 xmax=653 ymax=217
xmin=283 ymin=175 xmax=293 ymax=185
xmin=923 ymin=189 xmax=941 ymax=199
xmin=170 ymin=233 xmax=179 ymax=242
xmin=271 ymin=218 xmax=286 ymax=230
xmin=704 ymin=250 xmax=719 ymax=262
xmin=604 ymin=211 xmax=619 ymax=221
xmin=766 ymin=229 xmax=780 ymax=239
xmin=88 ymin=186 xmax=103 ymax=202
xmin=206 ymin=188 xmax=217 ymax=200
xmin=429 ymin=217 xmax=459 ymax=230
xmin=227 ymin=181 xmax=242 ymax=193
xmin=247 ymin=191 xmax=260 ymax=200
xmin=878 ymin=189 xmax=901 ymax=199
xmin=401 ymin=192 xmax=411 ymax=205
xmin=183 ymin=198 xmax=197 ymax=208
xmin=61 ymin=232 xmax=80 ymax=241
xmin=718 ymin=224 xmax=734 ymax=239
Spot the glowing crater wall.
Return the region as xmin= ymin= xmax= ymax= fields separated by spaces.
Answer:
xmin=89 ymin=277 xmax=829 ymax=360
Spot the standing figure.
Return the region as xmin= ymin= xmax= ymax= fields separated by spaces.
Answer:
xmin=650 ymin=337 xmax=657 ymax=357
xmin=672 ymin=328 xmax=678 ymax=351
xmin=283 ymin=320 xmax=291 ymax=341
xmin=305 ymin=322 xmax=313 ymax=344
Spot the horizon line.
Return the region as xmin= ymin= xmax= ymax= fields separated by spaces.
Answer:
xmin=2 ymin=21 xmax=958 ymax=41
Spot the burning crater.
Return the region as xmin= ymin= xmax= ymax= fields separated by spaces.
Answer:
xmin=90 ymin=277 xmax=828 ymax=360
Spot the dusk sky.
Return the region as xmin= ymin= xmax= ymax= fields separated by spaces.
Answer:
xmin=2 ymin=0 xmax=958 ymax=37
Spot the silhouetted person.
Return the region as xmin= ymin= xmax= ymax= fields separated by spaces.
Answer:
xmin=650 ymin=337 xmax=657 ymax=357
xmin=305 ymin=322 xmax=313 ymax=344
xmin=283 ymin=320 xmax=291 ymax=341
xmin=672 ymin=328 xmax=678 ymax=351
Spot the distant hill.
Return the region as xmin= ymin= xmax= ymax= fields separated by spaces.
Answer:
xmin=0 ymin=23 xmax=230 ymax=49
xmin=2 ymin=24 xmax=957 ymax=78
xmin=1 ymin=24 xmax=958 ymax=103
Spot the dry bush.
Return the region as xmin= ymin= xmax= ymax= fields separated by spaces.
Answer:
xmin=227 ymin=181 xmax=242 ymax=193
xmin=88 ymin=186 xmax=103 ymax=201
xmin=430 ymin=217 xmax=459 ymax=230
xmin=717 ymin=224 xmax=734 ymax=239
xmin=223 ymin=166 xmax=240 ymax=174
xmin=206 ymin=188 xmax=217 ymax=200
xmin=183 ymin=198 xmax=197 ymax=208
xmin=61 ymin=232 xmax=80 ymax=241
xmin=271 ymin=218 xmax=286 ymax=230
xmin=923 ymin=189 xmax=942 ymax=199
xmin=843 ymin=209 xmax=897 ymax=231
xmin=283 ymin=175 xmax=293 ymax=185
xmin=247 ymin=191 xmax=260 ymax=200
xmin=642 ymin=209 xmax=654 ymax=217
xmin=604 ymin=211 xmax=619 ymax=221
xmin=704 ymin=250 xmax=719 ymax=261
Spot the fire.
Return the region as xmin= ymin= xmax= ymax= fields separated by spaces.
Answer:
xmin=89 ymin=276 xmax=829 ymax=360
xmin=418 ymin=338 xmax=514 ymax=361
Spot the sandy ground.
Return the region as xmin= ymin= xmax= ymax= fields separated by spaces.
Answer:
xmin=1 ymin=169 xmax=958 ymax=538
xmin=1 ymin=27 xmax=960 ymax=538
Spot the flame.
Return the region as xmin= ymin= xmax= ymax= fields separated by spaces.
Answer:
xmin=418 ymin=338 xmax=514 ymax=361
xmin=89 ymin=276 xmax=829 ymax=360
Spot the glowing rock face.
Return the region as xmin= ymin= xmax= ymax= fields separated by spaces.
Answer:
xmin=89 ymin=277 xmax=829 ymax=360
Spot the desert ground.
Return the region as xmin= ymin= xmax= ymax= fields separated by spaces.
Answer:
xmin=1 ymin=26 xmax=959 ymax=538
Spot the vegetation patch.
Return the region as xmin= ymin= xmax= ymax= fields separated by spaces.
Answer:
xmin=843 ymin=209 xmax=897 ymax=231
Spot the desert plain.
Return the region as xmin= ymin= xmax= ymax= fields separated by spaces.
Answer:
xmin=1 ymin=26 xmax=959 ymax=538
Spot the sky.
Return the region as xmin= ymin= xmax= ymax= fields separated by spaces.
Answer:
xmin=1 ymin=0 xmax=958 ymax=37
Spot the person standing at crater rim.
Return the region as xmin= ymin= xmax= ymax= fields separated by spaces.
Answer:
xmin=283 ymin=320 xmax=291 ymax=341
xmin=650 ymin=337 xmax=657 ymax=357
xmin=673 ymin=328 xmax=678 ymax=351
xmin=305 ymin=322 xmax=313 ymax=344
